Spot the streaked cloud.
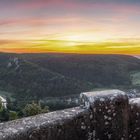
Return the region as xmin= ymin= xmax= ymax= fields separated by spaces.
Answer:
xmin=0 ymin=39 xmax=140 ymax=54
xmin=0 ymin=0 xmax=140 ymax=54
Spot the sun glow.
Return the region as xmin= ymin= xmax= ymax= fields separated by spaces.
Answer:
xmin=54 ymin=32 xmax=112 ymax=43
xmin=0 ymin=38 xmax=140 ymax=54
xmin=65 ymin=35 xmax=87 ymax=42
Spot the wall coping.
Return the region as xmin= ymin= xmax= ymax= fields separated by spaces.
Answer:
xmin=0 ymin=107 xmax=87 ymax=139
xmin=0 ymin=89 xmax=140 ymax=140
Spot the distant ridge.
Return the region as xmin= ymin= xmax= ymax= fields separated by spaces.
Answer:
xmin=134 ymin=55 xmax=140 ymax=59
xmin=0 ymin=53 xmax=140 ymax=99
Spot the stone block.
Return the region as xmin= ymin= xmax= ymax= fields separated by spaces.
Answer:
xmin=80 ymin=89 xmax=128 ymax=140
xmin=129 ymin=98 xmax=140 ymax=140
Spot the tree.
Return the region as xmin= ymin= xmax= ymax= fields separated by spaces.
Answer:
xmin=9 ymin=111 xmax=18 ymax=120
xmin=0 ymin=109 xmax=9 ymax=121
xmin=23 ymin=102 xmax=49 ymax=117
xmin=6 ymin=97 xmax=12 ymax=110
xmin=41 ymin=106 xmax=49 ymax=114
xmin=0 ymin=99 xmax=2 ymax=110
xmin=22 ymin=102 xmax=42 ymax=117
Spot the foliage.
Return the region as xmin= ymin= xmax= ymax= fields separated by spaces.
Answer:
xmin=0 ymin=99 xmax=49 ymax=122
xmin=9 ymin=111 xmax=18 ymax=120
xmin=0 ymin=99 xmax=2 ymax=110
xmin=131 ymin=72 xmax=140 ymax=86
xmin=22 ymin=102 xmax=49 ymax=117
xmin=0 ymin=109 xmax=9 ymax=122
xmin=0 ymin=53 xmax=140 ymax=122
xmin=0 ymin=53 xmax=140 ymax=100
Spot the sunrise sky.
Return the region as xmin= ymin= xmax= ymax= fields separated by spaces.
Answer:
xmin=0 ymin=0 xmax=140 ymax=54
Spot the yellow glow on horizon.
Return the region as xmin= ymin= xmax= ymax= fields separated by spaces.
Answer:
xmin=49 ymin=32 xmax=114 ymax=43
xmin=0 ymin=38 xmax=140 ymax=55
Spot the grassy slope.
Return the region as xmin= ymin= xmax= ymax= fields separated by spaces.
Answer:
xmin=131 ymin=72 xmax=140 ymax=86
xmin=131 ymin=56 xmax=140 ymax=86
xmin=0 ymin=90 xmax=12 ymax=98
xmin=21 ymin=53 xmax=140 ymax=88
xmin=0 ymin=53 xmax=140 ymax=100
xmin=0 ymin=53 xmax=92 ymax=99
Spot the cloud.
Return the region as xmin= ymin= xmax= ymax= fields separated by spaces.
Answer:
xmin=1 ymin=0 xmax=140 ymax=13
xmin=0 ymin=0 xmax=140 ymax=43
xmin=0 ymin=17 xmax=84 ymax=27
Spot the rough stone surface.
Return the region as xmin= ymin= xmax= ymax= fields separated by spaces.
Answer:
xmin=80 ymin=89 xmax=126 ymax=108
xmin=129 ymin=98 xmax=140 ymax=140
xmin=0 ymin=107 xmax=92 ymax=140
xmin=1 ymin=89 xmax=140 ymax=140
xmin=81 ymin=89 xmax=128 ymax=140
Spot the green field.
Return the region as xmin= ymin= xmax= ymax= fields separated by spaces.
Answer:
xmin=0 ymin=90 xmax=11 ymax=97
xmin=131 ymin=72 xmax=140 ymax=86
xmin=0 ymin=90 xmax=15 ymax=101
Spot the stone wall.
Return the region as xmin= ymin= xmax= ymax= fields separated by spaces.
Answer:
xmin=0 ymin=89 xmax=140 ymax=140
xmin=129 ymin=98 xmax=140 ymax=140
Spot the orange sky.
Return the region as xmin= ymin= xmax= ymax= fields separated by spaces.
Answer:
xmin=0 ymin=39 xmax=140 ymax=55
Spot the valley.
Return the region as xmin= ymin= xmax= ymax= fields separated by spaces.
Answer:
xmin=0 ymin=53 xmax=140 ymax=113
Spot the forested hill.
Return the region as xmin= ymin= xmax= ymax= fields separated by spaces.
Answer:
xmin=21 ymin=53 xmax=140 ymax=87
xmin=0 ymin=53 xmax=92 ymax=98
xmin=0 ymin=53 xmax=140 ymax=99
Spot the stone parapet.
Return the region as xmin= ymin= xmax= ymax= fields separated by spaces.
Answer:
xmin=0 ymin=89 xmax=139 ymax=140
